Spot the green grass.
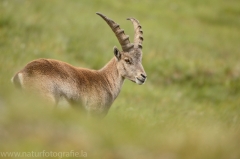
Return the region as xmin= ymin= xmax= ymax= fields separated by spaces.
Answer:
xmin=1 ymin=0 xmax=240 ymax=158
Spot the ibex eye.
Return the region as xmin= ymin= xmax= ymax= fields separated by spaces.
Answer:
xmin=125 ymin=59 xmax=131 ymax=64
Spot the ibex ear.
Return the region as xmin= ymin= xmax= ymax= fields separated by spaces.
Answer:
xmin=113 ymin=46 xmax=121 ymax=61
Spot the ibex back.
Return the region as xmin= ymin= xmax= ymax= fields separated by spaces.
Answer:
xmin=12 ymin=13 xmax=147 ymax=117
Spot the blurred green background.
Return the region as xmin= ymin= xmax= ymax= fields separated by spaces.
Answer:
xmin=0 ymin=0 xmax=240 ymax=158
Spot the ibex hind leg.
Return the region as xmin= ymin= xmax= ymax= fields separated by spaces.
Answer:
xmin=11 ymin=73 xmax=58 ymax=108
xmin=40 ymin=92 xmax=60 ymax=107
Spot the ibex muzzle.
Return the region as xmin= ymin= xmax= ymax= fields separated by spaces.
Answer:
xmin=12 ymin=13 xmax=147 ymax=117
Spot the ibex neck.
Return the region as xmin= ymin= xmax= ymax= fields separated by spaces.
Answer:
xmin=99 ymin=58 xmax=124 ymax=98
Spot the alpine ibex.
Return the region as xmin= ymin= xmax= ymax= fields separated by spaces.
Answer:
xmin=12 ymin=13 xmax=147 ymax=116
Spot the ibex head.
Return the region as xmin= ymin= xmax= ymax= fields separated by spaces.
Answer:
xmin=97 ymin=13 xmax=147 ymax=85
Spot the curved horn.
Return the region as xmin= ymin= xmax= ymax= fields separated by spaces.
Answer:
xmin=96 ymin=12 xmax=134 ymax=52
xmin=127 ymin=18 xmax=143 ymax=49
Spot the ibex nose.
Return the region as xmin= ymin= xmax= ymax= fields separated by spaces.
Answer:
xmin=141 ymin=74 xmax=147 ymax=79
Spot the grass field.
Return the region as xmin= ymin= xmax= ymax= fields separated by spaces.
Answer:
xmin=0 ymin=0 xmax=240 ymax=158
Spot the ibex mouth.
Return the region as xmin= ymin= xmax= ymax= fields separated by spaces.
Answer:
xmin=136 ymin=77 xmax=145 ymax=85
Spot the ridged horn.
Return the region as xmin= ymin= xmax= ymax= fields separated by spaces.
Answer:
xmin=127 ymin=18 xmax=143 ymax=49
xmin=96 ymin=12 xmax=134 ymax=52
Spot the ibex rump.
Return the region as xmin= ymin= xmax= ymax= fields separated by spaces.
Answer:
xmin=12 ymin=13 xmax=147 ymax=117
